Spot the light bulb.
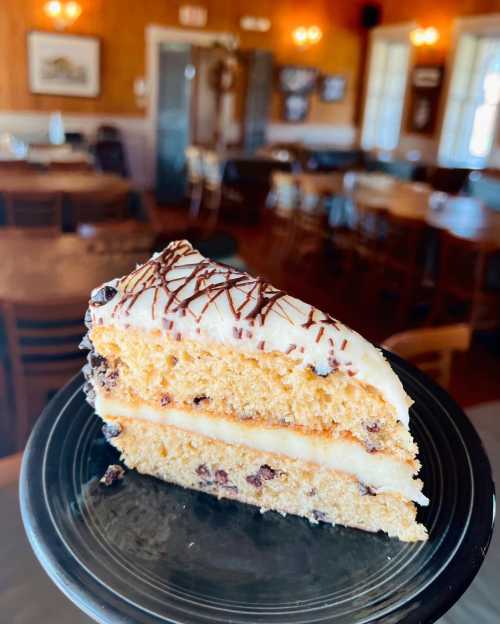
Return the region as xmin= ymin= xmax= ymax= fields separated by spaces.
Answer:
xmin=307 ymin=26 xmax=322 ymax=44
xmin=424 ymin=27 xmax=439 ymax=45
xmin=64 ymin=1 xmax=82 ymax=20
xmin=293 ymin=27 xmax=308 ymax=46
xmin=44 ymin=0 xmax=62 ymax=18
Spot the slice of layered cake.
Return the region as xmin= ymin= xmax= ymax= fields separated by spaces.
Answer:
xmin=82 ymin=240 xmax=428 ymax=541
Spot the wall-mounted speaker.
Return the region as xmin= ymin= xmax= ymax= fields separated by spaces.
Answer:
xmin=361 ymin=4 xmax=381 ymax=29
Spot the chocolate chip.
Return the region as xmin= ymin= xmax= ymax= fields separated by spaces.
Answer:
xmin=359 ymin=483 xmax=377 ymax=496
xmin=100 ymin=464 xmax=125 ymax=486
xmin=160 ymin=394 xmax=171 ymax=407
xmin=84 ymin=308 xmax=93 ymax=329
xmin=366 ymin=422 xmax=380 ymax=433
xmin=258 ymin=465 xmax=276 ymax=480
xmin=223 ymin=485 xmax=238 ymax=493
xmin=193 ymin=395 xmax=209 ymax=406
xmin=328 ymin=357 xmax=340 ymax=371
xmin=246 ymin=474 xmax=262 ymax=488
xmin=307 ymin=488 xmax=317 ymax=497
xmin=102 ymin=422 xmax=122 ymax=440
xmin=90 ymin=353 xmax=107 ymax=370
xmin=91 ymin=285 xmax=117 ymax=307
xmin=214 ymin=470 xmax=228 ymax=485
xmin=196 ymin=464 xmax=210 ymax=479
xmin=366 ymin=443 xmax=379 ymax=454
xmin=312 ymin=509 xmax=328 ymax=522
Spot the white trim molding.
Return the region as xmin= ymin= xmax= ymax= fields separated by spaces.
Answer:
xmin=267 ymin=123 xmax=357 ymax=147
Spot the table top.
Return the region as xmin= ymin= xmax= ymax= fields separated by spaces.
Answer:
xmin=0 ymin=228 xmax=152 ymax=303
xmin=293 ymin=172 xmax=500 ymax=245
xmin=0 ymin=172 xmax=130 ymax=195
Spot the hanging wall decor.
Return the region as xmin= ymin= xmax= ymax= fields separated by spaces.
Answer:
xmin=319 ymin=74 xmax=347 ymax=102
xmin=27 ymin=31 xmax=100 ymax=97
xmin=407 ymin=65 xmax=443 ymax=134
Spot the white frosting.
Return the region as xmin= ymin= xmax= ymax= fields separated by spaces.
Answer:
xmin=96 ymin=395 xmax=427 ymax=506
xmin=89 ymin=240 xmax=413 ymax=425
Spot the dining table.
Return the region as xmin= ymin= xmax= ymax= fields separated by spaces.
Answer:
xmin=293 ymin=171 xmax=500 ymax=246
xmin=0 ymin=226 xmax=154 ymax=304
xmin=0 ymin=171 xmax=130 ymax=195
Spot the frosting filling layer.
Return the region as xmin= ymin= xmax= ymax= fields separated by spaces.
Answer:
xmin=95 ymin=394 xmax=428 ymax=506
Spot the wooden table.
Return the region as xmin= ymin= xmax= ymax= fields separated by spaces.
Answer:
xmin=0 ymin=229 xmax=152 ymax=303
xmin=0 ymin=171 xmax=130 ymax=195
xmin=299 ymin=171 xmax=500 ymax=245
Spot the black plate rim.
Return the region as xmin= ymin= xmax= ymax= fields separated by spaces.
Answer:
xmin=19 ymin=352 xmax=496 ymax=624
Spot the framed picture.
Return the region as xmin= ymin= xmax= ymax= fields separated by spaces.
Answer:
xmin=319 ymin=74 xmax=347 ymax=102
xmin=27 ymin=31 xmax=100 ymax=98
xmin=283 ymin=94 xmax=309 ymax=122
xmin=278 ymin=66 xmax=317 ymax=94
xmin=407 ymin=65 xmax=444 ymax=134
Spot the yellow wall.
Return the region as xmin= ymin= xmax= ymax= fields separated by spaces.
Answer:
xmin=0 ymin=0 xmax=361 ymax=125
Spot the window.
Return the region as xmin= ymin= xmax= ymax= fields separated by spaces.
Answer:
xmin=439 ymin=30 xmax=500 ymax=167
xmin=361 ymin=35 xmax=411 ymax=151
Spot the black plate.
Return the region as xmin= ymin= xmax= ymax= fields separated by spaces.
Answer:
xmin=20 ymin=353 xmax=495 ymax=624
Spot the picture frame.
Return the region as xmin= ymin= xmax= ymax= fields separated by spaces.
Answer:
xmin=27 ymin=31 xmax=100 ymax=98
xmin=278 ymin=66 xmax=318 ymax=95
xmin=319 ymin=74 xmax=347 ymax=102
xmin=283 ymin=93 xmax=310 ymax=122
xmin=407 ymin=65 xmax=444 ymax=135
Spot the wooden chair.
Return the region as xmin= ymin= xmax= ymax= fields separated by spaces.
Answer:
xmin=68 ymin=188 xmax=128 ymax=227
xmin=431 ymin=230 xmax=500 ymax=331
xmin=2 ymin=299 xmax=87 ymax=449
xmin=47 ymin=161 xmax=93 ymax=173
xmin=3 ymin=191 xmax=63 ymax=230
xmin=382 ymin=324 xmax=471 ymax=389
xmin=379 ymin=214 xmax=429 ymax=325
xmin=293 ymin=175 xmax=331 ymax=268
xmin=263 ymin=172 xmax=298 ymax=265
xmin=426 ymin=166 xmax=470 ymax=194
xmin=185 ymin=146 xmax=204 ymax=221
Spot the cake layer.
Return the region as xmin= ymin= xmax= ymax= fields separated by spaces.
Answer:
xmin=88 ymin=240 xmax=413 ymax=425
xmin=96 ymin=394 xmax=428 ymax=506
xmin=89 ymin=326 xmax=417 ymax=461
xmin=103 ymin=415 xmax=428 ymax=542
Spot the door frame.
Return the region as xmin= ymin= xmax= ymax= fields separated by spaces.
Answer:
xmin=145 ymin=25 xmax=235 ymax=186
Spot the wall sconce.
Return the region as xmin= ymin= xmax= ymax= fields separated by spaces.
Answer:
xmin=410 ymin=27 xmax=439 ymax=46
xmin=44 ymin=1 xmax=82 ymax=30
xmin=293 ymin=25 xmax=322 ymax=48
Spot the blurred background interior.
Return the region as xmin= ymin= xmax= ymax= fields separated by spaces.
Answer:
xmin=1 ymin=2 xmax=500 ymax=623
xmin=1 ymin=1 xmax=500 ymax=458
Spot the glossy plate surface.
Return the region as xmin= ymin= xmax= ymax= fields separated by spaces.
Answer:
xmin=20 ymin=353 xmax=495 ymax=624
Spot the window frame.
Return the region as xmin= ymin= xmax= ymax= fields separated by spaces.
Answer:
xmin=438 ymin=14 xmax=500 ymax=168
xmin=361 ymin=22 xmax=416 ymax=152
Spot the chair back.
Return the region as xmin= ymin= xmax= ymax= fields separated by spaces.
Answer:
xmin=426 ymin=166 xmax=470 ymax=194
xmin=437 ymin=230 xmax=496 ymax=295
xmin=200 ymin=150 xmax=223 ymax=192
xmin=185 ymin=146 xmax=204 ymax=183
xmin=355 ymin=202 xmax=388 ymax=248
xmin=382 ymin=213 xmax=427 ymax=269
xmin=269 ymin=172 xmax=298 ymax=216
xmin=68 ymin=188 xmax=128 ymax=226
xmin=94 ymin=140 xmax=129 ymax=177
xmin=382 ymin=324 xmax=471 ymax=389
xmin=96 ymin=125 xmax=121 ymax=141
xmin=2 ymin=299 xmax=87 ymax=447
xmin=3 ymin=191 xmax=63 ymax=230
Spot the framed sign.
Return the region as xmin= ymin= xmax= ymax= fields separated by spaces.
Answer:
xmin=28 ymin=31 xmax=100 ymax=98
xmin=319 ymin=74 xmax=346 ymax=102
xmin=283 ymin=94 xmax=309 ymax=122
xmin=407 ymin=65 xmax=444 ymax=134
xmin=278 ymin=66 xmax=317 ymax=94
